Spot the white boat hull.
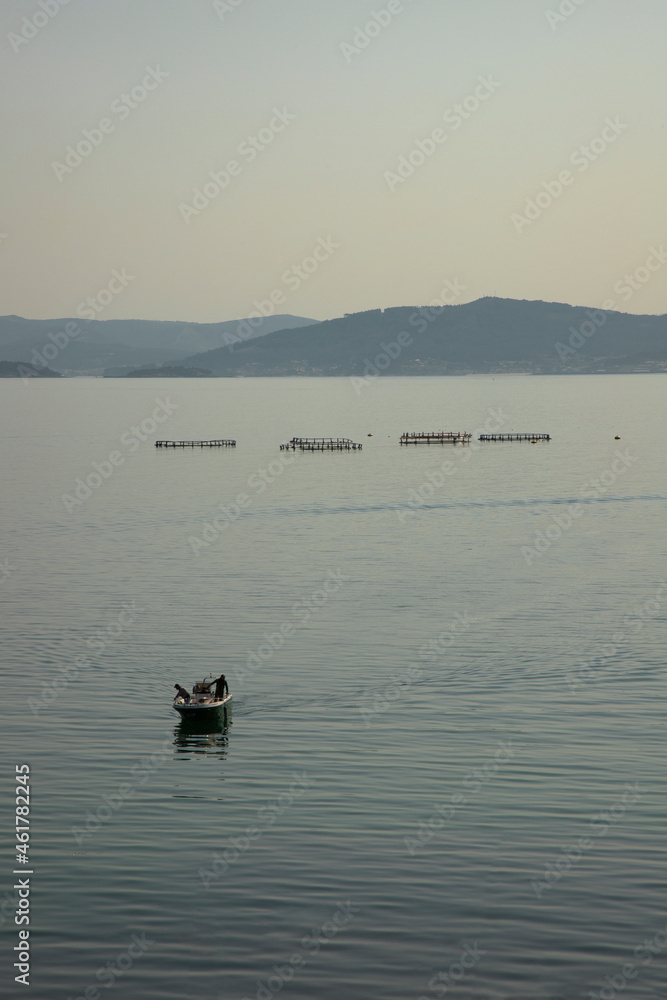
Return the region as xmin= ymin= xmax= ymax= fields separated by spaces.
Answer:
xmin=173 ymin=693 xmax=232 ymax=718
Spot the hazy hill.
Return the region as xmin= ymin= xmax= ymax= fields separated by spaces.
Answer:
xmin=122 ymin=365 xmax=213 ymax=378
xmin=0 ymin=360 xmax=62 ymax=378
xmin=177 ymin=298 xmax=667 ymax=376
xmin=3 ymin=300 xmax=667 ymax=377
xmin=0 ymin=314 xmax=318 ymax=375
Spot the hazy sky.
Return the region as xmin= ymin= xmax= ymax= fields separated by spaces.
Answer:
xmin=1 ymin=0 xmax=666 ymax=323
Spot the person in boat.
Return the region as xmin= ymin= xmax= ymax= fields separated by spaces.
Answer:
xmin=174 ymin=684 xmax=190 ymax=702
xmin=214 ymin=674 xmax=229 ymax=699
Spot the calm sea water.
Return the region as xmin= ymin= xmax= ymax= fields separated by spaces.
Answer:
xmin=1 ymin=375 xmax=666 ymax=1000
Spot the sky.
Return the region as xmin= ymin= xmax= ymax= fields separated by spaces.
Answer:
xmin=1 ymin=0 xmax=666 ymax=324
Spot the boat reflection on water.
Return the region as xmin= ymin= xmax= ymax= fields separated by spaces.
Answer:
xmin=172 ymin=706 xmax=232 ymax=758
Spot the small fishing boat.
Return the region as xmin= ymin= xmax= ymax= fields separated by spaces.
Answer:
xmin=173 ymin=676 xmax=232 ymax=718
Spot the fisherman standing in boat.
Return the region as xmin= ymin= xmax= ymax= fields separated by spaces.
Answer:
xmin=174 ymin=683 xmax=191 ymax=703
xmin=214 ymin=674 xmax=229 ymax=700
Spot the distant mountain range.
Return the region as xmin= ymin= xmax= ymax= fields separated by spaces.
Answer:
xmin=124 ymin=365 xmax=213 ymax=378
xmin=2 ymin=299 xmax=667 ymax=377
xmin=0 ymin=360 xmax=61 ymax=378
xmin=0 ymin=314 xmax=318 ymax=375
xmin=177 ymin=298 xmax=667 ymax=376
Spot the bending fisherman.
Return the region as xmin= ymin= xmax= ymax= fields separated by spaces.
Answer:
xmin=174 ymin=684 xmax=190 ymax=703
